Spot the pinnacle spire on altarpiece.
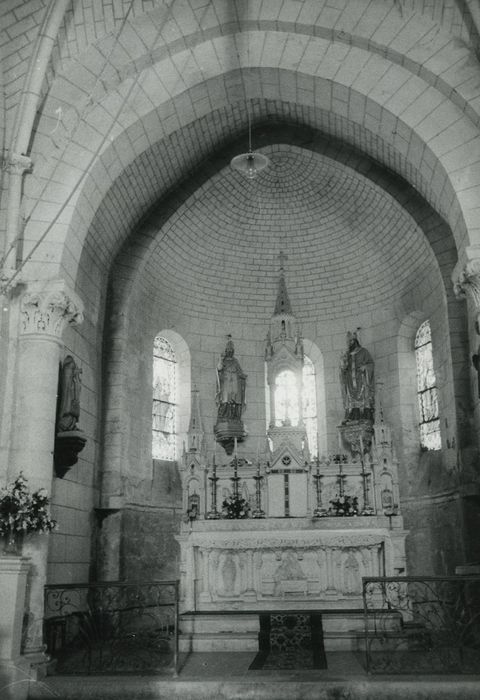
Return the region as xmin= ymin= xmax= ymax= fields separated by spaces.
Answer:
xmin=273 ymin=250 xmax=293 ymax=316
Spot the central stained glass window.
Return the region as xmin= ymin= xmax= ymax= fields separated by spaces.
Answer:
xmin=273 ymin=357 xmax=317 ymax=456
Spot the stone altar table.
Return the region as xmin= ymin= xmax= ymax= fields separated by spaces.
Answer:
xmin=177 ymin=517 xmax=406 ymax=613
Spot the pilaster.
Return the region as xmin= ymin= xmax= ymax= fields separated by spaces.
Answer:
xmin=1 ymin=153 xmax=33 ymax=281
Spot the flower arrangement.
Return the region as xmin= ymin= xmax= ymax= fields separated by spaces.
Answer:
xmin=0 ymin=473 xmax=57 ymax=540
xmin=222 ymin=494 xmax=250 ymax=519
xmin=329 ymin=494 xmax=358 ymax=516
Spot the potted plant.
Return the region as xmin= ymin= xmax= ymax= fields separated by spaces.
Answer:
xmin=0 ymin=473 xmax=57 ymax=555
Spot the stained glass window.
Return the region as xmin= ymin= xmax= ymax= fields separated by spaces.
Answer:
xmin=273 ymin=357 xmax=317 ymax=456
xmin=152 ymin=336 xmax=176 ymax=460
xmin=415 ymin=320 xmax=441 ymax=450
xmin=274 ymin=370 xmax=299 ymax=427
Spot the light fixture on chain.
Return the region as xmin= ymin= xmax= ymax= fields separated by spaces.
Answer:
xmin=231 ymin=104 xmax=269 ymax=179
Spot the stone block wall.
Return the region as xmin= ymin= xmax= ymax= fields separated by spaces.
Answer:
xmin=120 ymin=459 xmax=182 ymax=581
xmin=403 ymin=494 xmax=465 ymax=575
xmin=121 ymin=507 xmax=182 ymax=582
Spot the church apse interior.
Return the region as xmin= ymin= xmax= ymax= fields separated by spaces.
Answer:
xmin=1 ymin=0 xmax=480 ymax=695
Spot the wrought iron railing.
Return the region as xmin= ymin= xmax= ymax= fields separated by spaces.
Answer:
xmin=363 ymin=576 xmax=480 ymax=674
xmin=44 ymin=580 xmax=179 ymax=675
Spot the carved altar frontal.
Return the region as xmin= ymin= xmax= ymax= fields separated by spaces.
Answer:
xmin=177 ymin=517 xmax=407 ymax=612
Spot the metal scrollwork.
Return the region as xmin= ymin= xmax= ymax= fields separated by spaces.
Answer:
xmin=44 ymin=580 xmax=179 ymax=675
xmin=363 ymin=576 xmax=480 ymax=674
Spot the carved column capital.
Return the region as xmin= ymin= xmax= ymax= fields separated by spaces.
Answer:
xmin=453 ymin=259 xmax=480 ymax=303
xmin=453 ymin=256 xmax=480 ymax=334
xmin=20 ymin=279 xmax=84 ymax=338
xmin=3 ymin=152 xmax=33 ymax=175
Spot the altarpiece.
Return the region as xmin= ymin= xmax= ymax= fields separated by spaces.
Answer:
xmin=176 ymin=257 xmax=407 ymax=650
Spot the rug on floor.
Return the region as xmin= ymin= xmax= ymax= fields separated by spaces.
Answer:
xmin=248 ymin=612 xmax=327 ymax=670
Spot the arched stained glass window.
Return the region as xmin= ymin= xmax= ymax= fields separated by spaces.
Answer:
xmin=415 ymin=320 xmax=441 ymax=451
xmin=274 ymin=370 xmax=300 ymax=427
xmin=272 ymin=356 xmax=317 ymax=456
xmin=152 ymin=336 xmax=177 ymax=460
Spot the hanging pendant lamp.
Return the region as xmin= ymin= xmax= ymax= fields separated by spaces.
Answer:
xmin=231 ymin=106 xmax=269 ymax=179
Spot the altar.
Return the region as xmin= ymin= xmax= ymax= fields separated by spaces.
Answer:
xmin=177 ymin=516 xmax=406 ymax=613
xmin=176 ymin=258 xmax=408 ymax=651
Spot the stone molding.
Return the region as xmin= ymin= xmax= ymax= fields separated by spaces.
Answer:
xmin=20 ymin=280 xmax=84 ymax=338
xmin=189 ymin=531 xmax=387 ymax=551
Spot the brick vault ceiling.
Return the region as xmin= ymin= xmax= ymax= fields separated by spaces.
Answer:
xmin=137 ymin=143 xmax=439 ymax=324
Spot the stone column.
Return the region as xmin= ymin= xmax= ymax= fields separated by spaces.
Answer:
xmin=9 ymin=279 xmax=83 ymax=661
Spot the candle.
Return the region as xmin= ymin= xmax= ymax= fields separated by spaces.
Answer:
xmin=234 ymin=437 xmax=237 ymax=458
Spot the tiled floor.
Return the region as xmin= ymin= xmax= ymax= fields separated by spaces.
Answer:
xmin=28 ymin=650 xmax=480 ymax=699
xmin=178 ymin=649 xmax=365 ymax=678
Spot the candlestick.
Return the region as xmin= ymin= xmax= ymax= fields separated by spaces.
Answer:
xmin=360 ymin=444 xmax=373 ymax=515
xmin=312 ymin=455 xmax=327 ymax=517
xmin=338 ymin=460 xmax=345 ymax=497
xmin=207 ymin=479 xmax=220 ymax=518
xmin=231 ymin=441 xmax=240 ymax=499
xmin=252 ymin=458 xmax=265 ymax=518
xmin=207 ymin=448 xmax=220 ymax=519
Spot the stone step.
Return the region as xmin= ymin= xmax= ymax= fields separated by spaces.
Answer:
xmin=179 ymin=610 xmax=401 ymax=652
xmin=28 ymin=674 xmax=480 ymax=700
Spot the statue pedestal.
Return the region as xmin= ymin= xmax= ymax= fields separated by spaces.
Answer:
xmin=0 ymin=556 xmax=31 ymax=700
xmin=214 ymin=419 xmax=246 ymax=455
xmin=339 ymin=420 xmax=374 ymax=457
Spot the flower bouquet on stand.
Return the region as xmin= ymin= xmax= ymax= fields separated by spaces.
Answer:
xmin=329 ymin=494 xmax=359 ymax=517
xmin=222 ymin=494 xmax=250 ymax=519
xmin=0 ymin=473 xmax=57 ymax=555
